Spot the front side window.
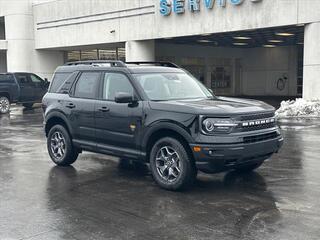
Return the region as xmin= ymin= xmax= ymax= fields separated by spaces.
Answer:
xmin=30 ymin=74 xmax=43 ymax=83
xmin=103 ymin=72 xmax=133 ymax=101
xmin=74 ymin=72 xmax=100 ymax=99
xmin=134 ymin=72 xmax=213 ymax=101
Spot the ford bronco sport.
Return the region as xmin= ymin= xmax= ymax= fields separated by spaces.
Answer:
xmin=42 ymin=60 xmax=283 ymax=190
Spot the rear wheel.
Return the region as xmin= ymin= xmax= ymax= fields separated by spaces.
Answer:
xmin=149 ymin=137 xmax=196 ymax=191
xmin=0 ymin=96 xmax=10 ymax=114
xmin=235 ymin=161 xmax=263 ymax=173
xmin=23 ymin=103 xmax=34 ymax=109
xmin=47 ymin=124 xmax=78 ymax=166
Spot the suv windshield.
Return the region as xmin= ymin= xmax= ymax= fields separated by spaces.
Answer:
xmin=134 ymin=72 xmax=214 ymax=101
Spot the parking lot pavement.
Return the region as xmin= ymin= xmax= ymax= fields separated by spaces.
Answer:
xmin=1 ymin=106 xmax=320 ymax=240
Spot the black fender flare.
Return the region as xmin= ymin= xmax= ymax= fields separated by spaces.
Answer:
xmin=141 ymin=121 xmax=194 ymax=152
xmin=45 ymin=111 xmax=73 ymax=136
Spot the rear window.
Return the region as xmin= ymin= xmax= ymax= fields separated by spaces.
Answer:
xmin=49 ymin=72 xmax=71 ymax=93
xmin=0 ymin=74 xmax=15 ymax=83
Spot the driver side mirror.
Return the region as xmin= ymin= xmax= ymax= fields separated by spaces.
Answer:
xmin=43 ymin=78 xmax=50 ymax=88
xmin=115 ymin=92 xmax=136 ymax=104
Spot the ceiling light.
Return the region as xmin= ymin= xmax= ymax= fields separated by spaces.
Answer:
xmin=201 ymin=33 xmax=212 ymax=36
xmin=198 ymin=40 xmax=212 ymax=43
xmin=164 ymin=37 xmax=173 ymax=40
xmin=275 ymin=32 xmax=295 ymax=37
xmin=297 ymin=42 xmax=304 ymax=45
xmin=268 ymin=40 xmax=284 ymax=43
xmin=233 ymin=36 xmax=252 ymax=40
xmin=263 ymin=44 xmax=276 ymax=48
xmin=233 ymin=42 xmax=248 ymax=46
xmin=296 ymin=24 xmax=305 ymax=27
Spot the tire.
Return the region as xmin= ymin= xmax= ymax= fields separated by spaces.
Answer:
xmin=235 ymin=161 xmax=263 ymax=173
xmin=47 ymin=124 xmax=79 ymax=166
xmin=23 ymin=103 xmax=34 ymax=109
xmin=0 ymin=96 xmax=10 ymax=114
xmin=149 ymin=137 xmax=196 ymax=191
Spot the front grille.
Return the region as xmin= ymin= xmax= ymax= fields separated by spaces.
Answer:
xmin=243 ymin=132 xmax=278 ymax=144
xmin=240 ymin=122 xmax=276 ymax=131
xmin=240 ymin=112 xmax=275 ymax=121
xmin=238 ymin=111 xmax=276 ymax=132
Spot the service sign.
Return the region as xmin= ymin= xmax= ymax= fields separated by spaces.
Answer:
xmin=160 ymin=0 xmax=263 ymax=16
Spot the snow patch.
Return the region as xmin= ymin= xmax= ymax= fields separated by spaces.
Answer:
xmin=276 ymin=98 xmax=320 ymax=118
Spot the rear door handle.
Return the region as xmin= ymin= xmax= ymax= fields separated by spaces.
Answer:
xmin=66 ymin=103 xmax=75 ymax=109
xmin=98 ymin=106 xmax=109 ymax=112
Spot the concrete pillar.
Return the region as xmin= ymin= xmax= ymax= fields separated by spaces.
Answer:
xmin=125 ymin=40 xmax=155 ymax=62
xmin=303 ymin=22 xmax=320 ymax=100
xmin=4 ymin=2 xmax=34 ymax=72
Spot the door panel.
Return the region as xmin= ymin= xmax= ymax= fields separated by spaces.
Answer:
xmin=30 ymin=74 xmax=47 ymax=101
xmin=15 ymin=73 xmax=34 ymax=102
xmin=68 ymin=71 xmax=101 ymax=145
xmin=95 ymin=72 xmax=139 ymax=150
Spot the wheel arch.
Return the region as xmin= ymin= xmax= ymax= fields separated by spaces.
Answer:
xmin=45 ymin=112 xmax=73 ymax=137
xmin=0 ymin=92 xmax=11 ymax=101
xmin=143 ymin=123 xmax=194 ymax=163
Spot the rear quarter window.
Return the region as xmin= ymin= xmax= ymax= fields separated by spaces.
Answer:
xmin=49 ymin=72 xmax=71 ymax=93
xmin=0 ymin=74 xmax=15 ymax=84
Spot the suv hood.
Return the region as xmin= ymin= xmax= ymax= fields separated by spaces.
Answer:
xmin=148 ymin=97 xmax=275 ymax=116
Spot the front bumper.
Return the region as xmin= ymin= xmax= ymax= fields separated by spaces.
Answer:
xmin=190 ymin=136 xmax=283 ymax=173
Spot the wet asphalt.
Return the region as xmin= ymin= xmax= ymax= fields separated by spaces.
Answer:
xmin=0 ymin=106 xmax=320 ymax=240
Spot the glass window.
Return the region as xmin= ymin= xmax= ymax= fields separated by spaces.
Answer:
xmin=103 ymin=73 xmax=133 ymax=101
xmin=30 ymin=74 xmax=43 ymax=83
xmin=0 ymin=74 xmax=14 ymax=83
xmin=15 ymin=73 xmax=30 ymax=85
xmin=50 ymin=72 xmax=71 ymax=93
xmin=74 ymin=72 xmax=100 ymax=99
xmin=134 ymin=73 xmax=213 ymax=101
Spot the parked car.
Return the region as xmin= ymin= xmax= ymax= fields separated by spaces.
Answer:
xmin=42 ymin=61 xmax=283 ymax=191
xmin=0 ymin=72 xmax=49 ymax=114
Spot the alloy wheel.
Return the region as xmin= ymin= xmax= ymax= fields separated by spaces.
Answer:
xmin=155 ymin=146 xmax=182 ymax=182
xmin=0 ymin=97 xmax=10 ymax=114
xmin=50 ymin=131 xmax=66 ymax=161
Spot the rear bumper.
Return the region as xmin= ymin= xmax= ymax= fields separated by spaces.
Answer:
xmin=190 ymin=136 xmax=283 ymax=173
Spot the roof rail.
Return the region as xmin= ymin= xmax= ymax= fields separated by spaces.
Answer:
xmin=64 ymin=60 xmax=126 ymax=67
xmin=125 ymin=61 xmax=180 ymax=68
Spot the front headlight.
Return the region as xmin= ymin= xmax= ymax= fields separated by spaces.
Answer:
xmin=202 ymin=118 xmax=237 ymax=134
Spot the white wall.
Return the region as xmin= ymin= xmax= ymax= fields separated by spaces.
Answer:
xmin=156 ymin=43 xmax=298 ymax=96
xmin=0 ymin=0 xmax=64 ymax=78
xmin=0 ymin=51 xmax=7 ymax=72
xmin=32 ymin=0 xmax=320 ymax=49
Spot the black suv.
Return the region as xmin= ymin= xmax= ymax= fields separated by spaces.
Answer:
xmin=0 ymin=72 xmax=49 ymax=114
xmin=42 ymin=61 xmax=283 ymax=190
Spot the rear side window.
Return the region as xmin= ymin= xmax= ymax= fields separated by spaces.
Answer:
xmin=0 ymin=74 xmax=14 ymax=83
xmin=50 ymin=72 xmax=71 ymax=93
xmin=15 ymin=73 xmax=30 ymax=84
xmin=74 ymin=72 xmax=100 ymax=99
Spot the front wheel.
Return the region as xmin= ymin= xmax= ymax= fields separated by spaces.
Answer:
xmin=47 ymin=124 xmax=79 ymax=166
xmin=149 ymin=137 xmax=196 ymax=191
xmin=0 ymin=96 xmax=10 ymax=114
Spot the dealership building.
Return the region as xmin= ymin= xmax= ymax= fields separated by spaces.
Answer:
xmin=0 ymin=0 xmax=320 ymax=100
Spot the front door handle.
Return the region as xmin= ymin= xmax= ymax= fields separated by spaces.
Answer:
xmin=98 ymin=106 xmax=110 ymax=112
xmin=66 ymin=103 xmax=75 ymax=109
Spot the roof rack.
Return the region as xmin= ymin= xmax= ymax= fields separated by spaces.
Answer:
xmin=125 ymin=61 xmax=180 ymax=68
xmin=64 ymin=60 xmax=126 ymax=67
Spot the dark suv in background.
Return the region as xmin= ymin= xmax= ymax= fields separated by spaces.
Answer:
xmin=42 ymin=61 xmax=283 ymax=190
xmin=0 ymin=72 xmax=49 ymax=114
